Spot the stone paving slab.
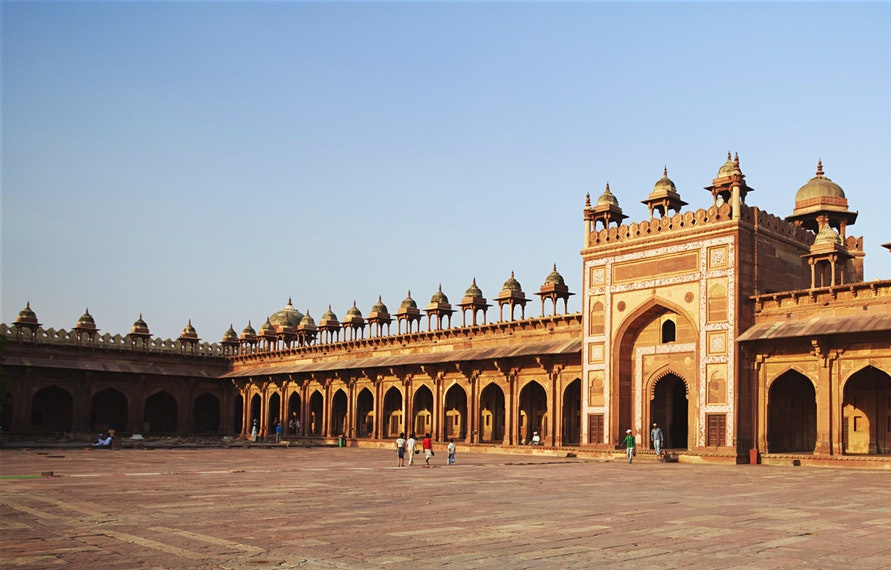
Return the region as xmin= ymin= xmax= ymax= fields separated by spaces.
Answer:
xmin=2 ymin=447 xmax=891 ymax=569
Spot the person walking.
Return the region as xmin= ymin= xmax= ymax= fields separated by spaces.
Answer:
xmin=422 ymin=433 xmax=433 ymax=467
xmin=406 ymin=433 xmax=417 ymax=466
xmin=623 ymin=429 xmax=636 ymax=463
xmin=651 ymin=423 xmax=664 ymax=458
xmin=275 ymin=421 xmax=283 ymax=443
xmin=447 ymin=438 xmax=456 ymax=465
xmin=396 ymin=432 xmax=406 ymax=467
xmin=250 ymin=419 xmax=259 ymax=442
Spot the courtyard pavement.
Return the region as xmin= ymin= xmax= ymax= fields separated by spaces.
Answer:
xmin=2 ymin=446 xmax=890 ymax=569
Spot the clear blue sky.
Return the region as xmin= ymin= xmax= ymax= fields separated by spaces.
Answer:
xmin=3 ymin=1 xmax=890 ymax=341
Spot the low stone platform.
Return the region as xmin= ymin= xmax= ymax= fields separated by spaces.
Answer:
xmin=2 ymin=447 xmax=890 ymax=569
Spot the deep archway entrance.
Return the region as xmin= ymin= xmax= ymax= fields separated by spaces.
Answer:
xmin=249 ymin=394 xmax=261 ymax=432
xmin=331 ymin=390 xmax=348 ymax=437
xmin=32 ymin=386 xmax=73 ymax=432
xmin=444 ymin=384 xmax=467 ymax=440
xmin=843 ymin=366 xmax=891 ymax=454
xmin=651 ymin=374 xmax=689 ymax=449
xmin=234 ymin=395 xmax=244 ymax=434
xmin=268 ymin=393 xmax=281 ymax=433
xmin=562 ymin=378 xmax=581 ymax=445
xmin=91 ymin=388 xmax=128 ymax=432
xmin=309 ymin=391 xmax=324 ymax=435
xmin=479 ymin=383 xmax=505 ymax=443
xmin=356 ymin=388 xmax=374 ymax=438
xmin=768 ymin=371 xmax=816 ymax=453
xmin=519 ymin=381 xmax=547 ymax=444
xmin=413 ymin=385 xmax=433 ymax=437
xmin=144 ymin=391 xmax=177 ymax=433
xmin=287 ymin=393 xmax=301 ymax=435
xmin=383 ymin=387 xmax=402 ymax=438
xmin=193 ymin=393 xmax=219 ymax=433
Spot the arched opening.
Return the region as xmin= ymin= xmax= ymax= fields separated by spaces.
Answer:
xmin=287 ymin=392 xmax=301 ymax=435
xmin=268 ymin=392 xmax=281 ymax=434
xmin=356 ymin=388 xmax=374 ymax=438
xmin=383 ymin=387 xmax=402 ymax=438
xmin=843 ymin=366 xmax=891 ymax=454
xmin=309 ymin=391 xmax=324 ymax=436
xmin=331 ymin=389 xmax=348 ymax=437
xmin=444 ymin=384 xmax=467 ymax=440
xmin=767 ymin=370 xmax=816 ymax=453
xmin=32 ymin=385 xmax=73 ymax=432
xmin=249 ymin=394 xmax=261 ymax=431
xmin=661 ymin=319 xmax=676 ymax=343
xmin=479 ymin=382 xmax=505 ymax=443
xmin=413 ymin=385 xmax=433 ymax=437
xmin=193 ymin=393 xmax=219 ymax=433
xmin=144 ymin=391 xmax=178 ymax=433
xmin=519 ymin=381 xmax=547 ymax=444
xmin=651 ymin=373 xmax=689 ymax=449
xmin=91 ymin=388 xmax=128 ymax=432
xmin=562 ymin=378 xmax=581 ymax=445
xmin=234 ymin=395 xmax=244 ymax=434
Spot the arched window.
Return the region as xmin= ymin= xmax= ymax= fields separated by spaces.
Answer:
xmin=661 ymin=319 xmax=676 ymax=343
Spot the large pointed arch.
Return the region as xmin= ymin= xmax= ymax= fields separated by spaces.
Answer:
xmin=32 ymin=385 xmax=73 ymax=432
xmin=355 ymin=387 xmax=374 ymax=438
xmin=767 ymin=370 xmax=816 ymax=453
xmin=443 ymin=382 xmax=467 ymax=440
xmin=479 ymin=381 xmax=505 ymax=443
xmin=518 ymin=380 xmax=547 ymax=444
xmin=91 ymin=387 xmax=128 ymax=432
xmin=842 ymin=365 xmax=891 ymax=455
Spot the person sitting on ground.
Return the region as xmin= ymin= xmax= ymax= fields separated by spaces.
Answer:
xmin=531 ymin=431 xmax=541 ymax=445
xmin=93 ymin=432 xmax=113 ymax=447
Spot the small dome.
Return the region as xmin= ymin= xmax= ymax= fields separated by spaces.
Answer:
xmin=813 ymin=225 xmax=843 ymax=246
xmin=321 ymin=305 xmax=338 ymax=322
xmin=269 ymin=298 xmax=304 ymax=329
xmin=544 ymin=264 xmax=565 ymax=286
xmin=75 ymin=308 xmax=97 ymax=330
xmin=596 ymin=183 xmax=619 ymax=207
xmin=430 ymin=284 xmax=450 ymax=304
xmin=180 ymin=319 xmax=198 ymax=339
xmin=222 ymin=324 xmax=238 ymax=341
xmin=131 ymin=313 xmax=150 ymax=335
xmin=653 ymin=167 xmax=676 ymax=194
xmin=502 ymin=271 xmax=522 ymax=292
xmin=345 ymin=301 xmax=363 ymax=319
xmin=371 ymin=296 xmax=388 ymax=314
xmin=464 ymin=278 xmax=483 ymax=298
xmin=16 ymin=302 xmax=39 ymax=325
xmin=716 ymin=151 xmax=735 ymax=177
xmin=242 ymin=320 xmax=257 ymax=336
xmin=299 ymin=310 xmax=316 ymax=327
xmin=795 ymin=160 xmax=845 ymax=204
xmin=259 ymin=318 xmax=275 ymax=334
xmin=400 ymin=291 xmax=418 ymax=310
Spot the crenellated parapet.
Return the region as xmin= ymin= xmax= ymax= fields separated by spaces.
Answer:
xmin=0 ymin=323 xmax=225 ymax=357
xmin=587 ymin=203 xmax=734 ymax=247
xmin=750 ymin=207 xmax=816 ymax=244
xmin=750 ymin=279 xmax=891 ymax=315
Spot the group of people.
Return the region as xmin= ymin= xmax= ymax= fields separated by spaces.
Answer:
xmin=395 ymin=433 xmax=456 ymax=467
xmin=623 ymin=423 xmax=664 ymax=463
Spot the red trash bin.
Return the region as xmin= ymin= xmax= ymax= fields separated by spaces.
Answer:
xmin=749 ymin=448 xmax=759 ymax=464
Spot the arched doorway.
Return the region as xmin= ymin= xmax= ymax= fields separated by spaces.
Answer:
xmin=268 ymin=392 xmax=281 ymax=433
xmin=0 ymin=391 xmax=12 ymax=433
xmin=843 ymin=366 xmax=891 ymax=454
xmin=444 ymin=384 xmax=467 ymax=440
xmin=356 ymin=388 xmax=374 ymax=438
xmin=91 ymin=388 xmax=128 ymax=432
xmin=331 ymin=389 xmax=348 ymax=437
xmin=519 ymin=381 xmax=547 ymax=444
xmin=249 ymin=394 xmax=261 ymax=432
xmin=309 ymin=391 xmax=324 ymax=435
xmin=413 ymin=385 xmax=433 ymax=437
xmin=767 ymin=370 xmax=816 ymax=453
xmin=287 ymin=393 xmax=301 ymax=435
xmin=562 ymin=378 xmax=581 ymax=445
xmin=383 ymin=387 xmax=402 ymax=438
xmin=234 ymin=395 xmax=244 ymax=434
xmin=144 ymin=391 xmax=177 ymax=433
xmin=479 ymin=382 xmax=505 ymax=443
xmin=193 ymin=393 xmax=219 ymax=433
xmin=32 ymin=385 xmax=73 ymax=432
xmin=651 ymin=373 xmax=688 ymax=449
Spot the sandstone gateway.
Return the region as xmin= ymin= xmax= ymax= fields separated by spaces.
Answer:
xmin=5 ymin=154 xmax=891 ymax=467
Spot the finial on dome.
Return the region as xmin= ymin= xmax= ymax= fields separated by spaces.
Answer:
xmin=663 ymin=166 xmax=668 ymax=177
xmin=472 ymin=277 xmax=477 ymax=285
xmin=816 ymin=159 xmax=824 ymax=176
xmin=727 ymin=151 xmax=731 ymax=161
xmin=733 ymin=152 xmax=739 ymax=167
xmin=585 ymin=192 xmax=591 ymax=208
xmin=288 ymin=297 xmax=292 ymax=305
xmin=553 ymin=263 xmax=557 ymax=271
xmin=511 ymin=271 xmax=515 ymax=278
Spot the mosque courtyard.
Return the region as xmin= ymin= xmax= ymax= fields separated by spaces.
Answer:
xmin=1 ymin=446 xmax=890 ymax=569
